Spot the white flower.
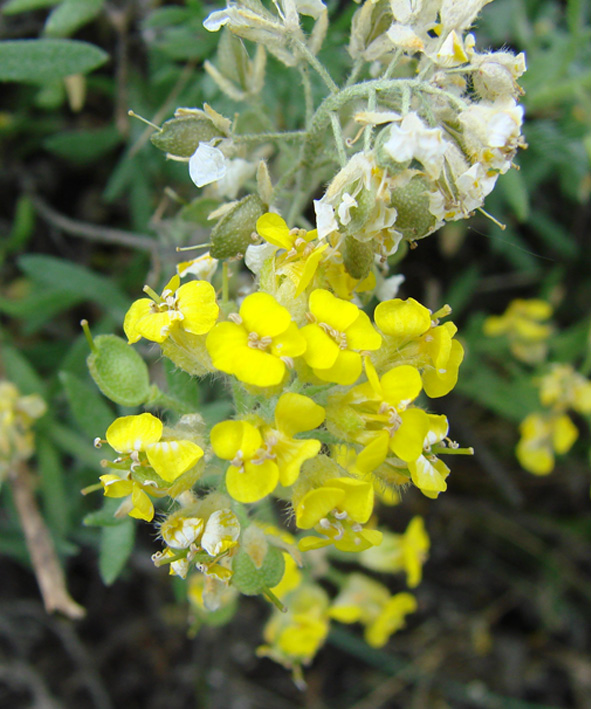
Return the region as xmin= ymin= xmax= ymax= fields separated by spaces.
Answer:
xmin=177 ymin=253 xmax=219 ymax=281
xmin=244 ymin=241 xmax=277 ymax=275
xmin=313 ymin=199 xmax=339 ymax=239
xmin=375 ymin=273 xmax=405 ymax=302
xmin=383 ymin=113 xmax=448 ymax=178
xmin=189 ymin=143 xmax=227 ymax=188
xmin=201 ymin=509 xmax=241 ymax=557
xmin=337 ymin=192 xmax=358 ymax=226
xmin=212 ymin=158 xmax=255 ymax=199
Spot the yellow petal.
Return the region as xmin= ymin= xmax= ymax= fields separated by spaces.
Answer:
xmin=256 ymin=213 xmax=293 ymax=250
xmin=380 ymin=365 xmax=423 ymax=407
xmin=356 ymin=431 xmax=389 ymax=474
xmin=326 ymin=477 xmax=374 ymax=524
xmin=211 ymin=420 xmax=262 ymax=460
xmin=408 ymin=454 xmax=449 ymax=492
xmin=146 ymin=440 xmax=204 ymax=482
xmin=295 ymin=243 xmax=328 ymax=297
xmin=123 ymin=298 xmax=152 ymax=344
xmin=100 ymin=474 xmax=133 ymax=498
xmin=422 ymin=339 xmax=464 ymax=398
xmin=226 ymin=459 xmax=279 ymax=503
xmin=301 ymin=323 xmax=340 ymax=369
xmin=135 ymin=310 xmax=173 ymax=344
xmin=106 ymin=413 xmax=163 ymax=453
xmin=274 ymin=393 xmax=325 ymax=436
xmin=129 ymin=485 xmax=155 ymax=521
xmin=295 ymin=487 xmax=345 ymax=529
xmin=270 ymin=322 xmax=307 ymax=359
xmin=314 ymin=349 xmax=362 ymax=385
xmin=309 ymin=289 xmax=359 ymax=331
xmin=552 ymin=414 xmax=578 ymax=454
xmin=374 ymin=298 xmax=431 ymax=341
xmin=297 ymin=535 xmax=332 ymax=552
xmin=206 ymin=321 xmax=248 ymax=375
xmin=275 ymin=438 xmax=321 ymax=487
xmin=392 ymin=408 xmax=430 ymax=462
xmin=240 ymin=292 xmax=291 ymax=338
xmin=345 ymin=310 xmax=382 ymax=351
xmin=176 ymin=281 xmax=219 ymax=334
xmin=232 ymin=347 xmax=287 ymax=387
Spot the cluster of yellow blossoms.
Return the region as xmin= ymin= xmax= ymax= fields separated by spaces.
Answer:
xmin=90 ymin=207 xmax=472 ymax=676
xmin=484 ymin=299 xmax=591 ymax=476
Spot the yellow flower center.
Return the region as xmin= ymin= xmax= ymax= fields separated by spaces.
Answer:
xmin=319 ymin=322 xmax=348 ymax=349
xmin=247 ymin=332 xmax=273 ymax=350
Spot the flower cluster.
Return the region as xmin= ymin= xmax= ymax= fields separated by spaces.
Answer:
xmin=484 ymin=299 xmax=591 ymax=476
xmin=85 ymin=0 xmax=528 ymax=681
xmin=0 ymin=381 xmax=46 ymax=482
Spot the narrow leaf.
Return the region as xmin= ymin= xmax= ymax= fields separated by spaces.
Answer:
xmin=99 ymin=519 xmax=135 ymax=585
xmin=0 ymin=39 xmax=108 ymax=83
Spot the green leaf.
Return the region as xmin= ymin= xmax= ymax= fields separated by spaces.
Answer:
xmin=37 ymin=435 xmax=69 ymax=537
xmin=2 ymin=196 xmax=36 ymax=259
xmin=44 ymin=0 xmax=104 ymax=38
xmin=18 ymin=254 xmax=130 ymax=319
xmin=1 ymin=344 xmax=47 ymax=396
xmin=2 ymin=0 xmax=59 ymax=14
xmin=498 ymin=168 xmax=529 ymax=223
xmin=0 ymin=39 xmax=108 ymax=84
xmin=46 ymin=422 xmax=102 ymax=467
xmin=60 ymin=371 xmax=114 ymax=438
xmin=44 ymin=125 xmax=121 ymax=163
xmin=0 ymin=289 xmax=83 ymax=333
xmin=99 ymin=518 xmax=135 ymax=585
xmin=84 ymin=499 xmax=128 ymax=527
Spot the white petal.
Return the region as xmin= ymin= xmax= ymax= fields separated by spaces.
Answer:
xmin=313 ymin=199 xmax=338 ymax=239
xmin=189 ymin=143 xmax=227 ymax=188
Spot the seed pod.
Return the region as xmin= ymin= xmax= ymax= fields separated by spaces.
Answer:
xmin=151 ymin=115 xmax=222 ymax=158
xmin=231 ymin=546 xmax=285 ymax=595
xmin=209 ymin=194 xmax=266 ymax=259
xmin=87 ymin=334 xmax=151 ymax=406
xmin=389 ymin=176 xmax=438 ymax=241
xmin=342 ymin=234 xmax=374 ymax=279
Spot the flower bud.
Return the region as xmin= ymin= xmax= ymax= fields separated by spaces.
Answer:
xmin=209 ymin=194 xmax=266 ymax=259
xmin=87 ymin=334 xmax=151 ymax=407
xmin=342 ymin=234 xmax=375 ymax=279
xmin=151 ymin=113 xmax=223 ymax=158
xmin=389 ymin=176 xmax=439 ymax=241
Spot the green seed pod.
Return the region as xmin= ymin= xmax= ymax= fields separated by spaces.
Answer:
xmin=231 ymin=546 xmax=285 ymax=596
xmin=87 ymin=334 xmax=151 ymax=407
xmin=209 ymin=194 xmax=266 ymax=259
xmin=151 ymin=115 xmax=221 ymax=158
xmin=389 ymin=176 xmax=438 ymax=241
xmin=341 ymin=233 xmax=375 ymax=279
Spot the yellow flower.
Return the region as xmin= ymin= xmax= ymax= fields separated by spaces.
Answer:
xmin=329 ymin=573 xmax=417 ymax=648
xmin=350 ymin=359 xmax=430 ymax=471
xmin=99 ymin=474 xmax=156 ymax=521
xmin=359 ymin=517 xmax=430 ymax=588
xmin=257 ymin=584 xmax=330 ymax=670
xmin=538 ymin=364 xmax=591 ymax=414
xmin=516 ymin=412 xmax=578 ymax=475
xmin=294 ymin=476 xmax=383 ymax=552
xmin=406 ymin=414 xmax=451 ymax=497
xmin=98 ymin=413 xmax=204 ymax=521
xmin=206 ymin=292 xmax=306 ymax=387
xmin=0 ymin=381 xmax=46 ymax=480
xmin=124 ymin=275 xmax=219 ymax=344
xmin=211 ymin=394 xmax=325 ymax=503
xmin=105 ymin=413 xmax=204 ymax=483
xmin=211 ymin=419 xmax=278 ymax=503
xmin=483 ymin=298 xmax=553 ymax=364
xmin=301 ymin=289 xmax=382 ymax=385
xmin=256 ymin=213 xmax=329 ymax=297
xmin=374 ymin=298 xmax=464 ymax=397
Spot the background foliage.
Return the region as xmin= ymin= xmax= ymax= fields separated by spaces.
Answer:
xmin=1 ymin=0 xmax=590 ymax=706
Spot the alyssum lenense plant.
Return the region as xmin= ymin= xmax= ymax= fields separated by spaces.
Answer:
xmin=83 ymin=0 xmax=525 ymax=682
